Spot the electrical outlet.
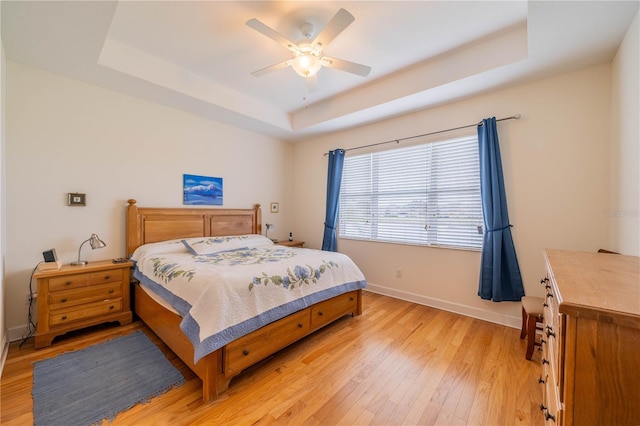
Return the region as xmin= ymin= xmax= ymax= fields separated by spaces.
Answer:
xmin=25 ymin=292 xmax=37 ymax=305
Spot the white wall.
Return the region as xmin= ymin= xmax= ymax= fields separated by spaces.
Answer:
xmin=0 ymin=6 xmax=8 ymax=370
xmin=4 ymin=62 xmax=294 ymax=340
xmin=292 ymin=64 xmax=613 ymax=327
xmin=610 ymin=11 xmax=639 ymax=256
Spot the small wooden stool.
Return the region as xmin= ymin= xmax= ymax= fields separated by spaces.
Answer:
xmin=520 ymin=296 xmax=544 ymax=360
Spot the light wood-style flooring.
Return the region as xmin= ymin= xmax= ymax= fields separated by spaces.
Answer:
xmin=1 ymin=291 xmax=544 ymax=425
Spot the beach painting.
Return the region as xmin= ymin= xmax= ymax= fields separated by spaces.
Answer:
xmin=183 ymin=174 xmax=223 ymax=205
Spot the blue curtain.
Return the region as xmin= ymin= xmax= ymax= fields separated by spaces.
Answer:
xmin=321 ymin=149 xmax=345 ymax=252
xmin=477 ymin=118 xmax=524 ymax=302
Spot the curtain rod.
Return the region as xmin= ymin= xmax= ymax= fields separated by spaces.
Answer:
xmin=324 ymin=114 xmax=521 ymax=156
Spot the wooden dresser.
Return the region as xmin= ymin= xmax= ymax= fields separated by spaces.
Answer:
xmin=541 ymin=249 xmax=640 ymax=425
xmin=33 ymin=260 xmax=133 ymax=348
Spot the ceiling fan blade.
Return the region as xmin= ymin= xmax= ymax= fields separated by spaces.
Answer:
xmin=246 ymin=19 xmax=299 ymax=53
xmin=250 ymin=59 xmax=293 ymax=77
xmin=312 ymin=8 xmax=354 ymax=49
xmin=322 ymin=56 xmax=371 ymax=77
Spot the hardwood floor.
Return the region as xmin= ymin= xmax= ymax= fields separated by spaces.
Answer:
xmin=1 ymin=291 xmax=544 ymax=425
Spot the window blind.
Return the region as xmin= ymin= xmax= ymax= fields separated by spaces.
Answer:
xmin=339 ymin=135 xmax=484 ymax=250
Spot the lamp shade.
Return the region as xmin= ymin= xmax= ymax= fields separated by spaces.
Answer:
xmin=71 ymin=233 xmax=107 ymax=265
xmin=89 ymin=233 xmax=106 ymax=250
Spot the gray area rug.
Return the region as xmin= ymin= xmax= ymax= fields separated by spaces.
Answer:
xmin=32 ymin=330 xmax=185 ymax=426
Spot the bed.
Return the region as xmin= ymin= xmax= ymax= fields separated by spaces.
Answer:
xmin=126 ymin=199 xmax=366 ymax=402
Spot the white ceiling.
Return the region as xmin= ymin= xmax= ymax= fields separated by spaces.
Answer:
xmin=2 ymin=1 xmax=638 ymax=142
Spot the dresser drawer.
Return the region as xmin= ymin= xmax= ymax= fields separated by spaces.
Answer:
xmin=49 ymin=273 xmax=91 ymax=291
xmin=310 ymin=291 xmax=358 ymax=329
xmin=542 ymin=362 xmax=561 ymax=425
xmin=49 ymin=299 xmax=123 ymax=327
xmin=224 ymin=309 xmax=310 ymax=376
xmin=48 ymin=282 xmax=122 ymax=310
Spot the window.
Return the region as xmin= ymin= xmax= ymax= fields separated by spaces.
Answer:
xmin=338 ymin=135 xmax=483 ymax=250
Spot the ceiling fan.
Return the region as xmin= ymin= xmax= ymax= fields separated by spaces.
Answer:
xmin=246 ymin=8 xmax=371 ymax=80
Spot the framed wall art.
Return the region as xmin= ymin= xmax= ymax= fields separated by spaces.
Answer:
xmin=67 ymin=193 xmax=86 ymax=206
xmin=183 ymin=174 xmax=223 ymax=206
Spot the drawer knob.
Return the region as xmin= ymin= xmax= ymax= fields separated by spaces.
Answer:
xmin=61 ymin=298 xmax=67 ymax=303
xmin=65 ymin=281 xmax=72 ymax=286
xmin=61 ymin=315 xmax=68 ymax=321
xmin=109 ymin=305 xmax=115 ymax=310
xmin=109 ymin=289 xmax=114 ymax=294
xmin=104 ymin=275 xmax=111 ymax=280
xmin=318 ymin=311 xmax=324 ymax=316
xmin=297 ymin=323 xmax=303 ymax=328
xmin=538 ymin=376 xmax=547 ymax=384
xmin=242 ymin=349 xmax=250 ymax=356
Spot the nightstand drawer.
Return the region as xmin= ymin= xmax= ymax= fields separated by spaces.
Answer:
xmin=49 ymin=282 xmax=122 ymax=310
xmin=49 ymin=273 xmax=91 ymax=291
xmin=91 ymin=269 xmax=123 ymax=285
xmin=50 ymin=299 xmax=123 ymax=327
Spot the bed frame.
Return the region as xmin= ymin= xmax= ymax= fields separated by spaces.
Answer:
xmin=126 ymin=199 xmax=362 ymax=402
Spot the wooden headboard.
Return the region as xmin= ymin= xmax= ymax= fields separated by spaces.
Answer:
xmin=126 ymin=199 xmax=262 ymax=257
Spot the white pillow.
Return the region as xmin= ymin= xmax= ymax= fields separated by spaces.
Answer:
xmin=181 ymin=234 xmax=273 ymax=255
xmin=130 ymin=239 xmax=190 ymax=262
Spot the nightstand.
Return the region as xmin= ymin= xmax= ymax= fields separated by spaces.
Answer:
xmin=33 ymin=260 xmax=133 ymax=348
xmin=277 ymin=240 xmax=305 ymax=248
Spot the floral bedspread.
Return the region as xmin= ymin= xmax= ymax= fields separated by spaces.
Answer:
xmin=131 ymin=237 xmax=366 ymax=363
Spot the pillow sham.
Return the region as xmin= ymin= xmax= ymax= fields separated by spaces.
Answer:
xmin=182 ymin=234 xmax=274 ymax=256
xmin=130 ymin=238 xmax=190 ymax=262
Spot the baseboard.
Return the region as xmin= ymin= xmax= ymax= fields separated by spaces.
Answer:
xmin=365 ymin=282 xmax=521 ymax=329
xmin=0 ymin=330 xmax=8 ymax=378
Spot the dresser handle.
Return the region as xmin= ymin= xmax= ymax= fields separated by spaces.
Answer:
xmin=540 ymin=277 xmax=549 ymax=284
xmin=542 ymin=358 xmax=550 ymax=365
xmin=350 ymin=297 xmax=354 ymax=301
xmin=546 ymin=329 xmax=556 ymax=338
xmin=546 ymin=292 xmax=554 ymax=298
xmin=545 ymin=284 xmax=551 ymax=290
xmin=242 ymin=349 xmax=250 ymax=356
xmin=297 ymin=323 xmax=303 ymax=328
xmin=538 ymin=376 xmax=546 ymax=384
xmin=61 ymin=298 xmax=67 ymax=303
xmin=109 ymin=289 xmax=114 ymax=294
xmin=65 ymin=281 xmax=72 ymax=286
xmin=318 ymin=311 xmax=324 ymax=316
xmin=540 ymin=338 xmax=547 ymax=345
xmin=544 ymin=412 xmax=556 ymax=422
xmin=543 ymin=302 xmax=549 ymax=307
xmin=61 ymin=315 xmax=67 ymax=321
xmin=104 ymin=275 xmax=110 ymax=280
xmin=540 ymin=404 xmax=547 ymax=411
xmin=109 ymin=305 xmax=114 ymax=310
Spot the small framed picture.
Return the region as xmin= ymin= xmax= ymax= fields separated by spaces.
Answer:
xmin=67 ymin=193 xmax=86 ymax=206
xmin=270 ymin=202 xmax=279 ymax=213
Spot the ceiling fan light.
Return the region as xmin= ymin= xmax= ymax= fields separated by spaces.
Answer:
xmin=292 ymin=53 xmax=322 ymax=78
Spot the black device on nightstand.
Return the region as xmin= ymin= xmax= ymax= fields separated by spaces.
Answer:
xmin=42 ymin=249 xmax=57 ymax=263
